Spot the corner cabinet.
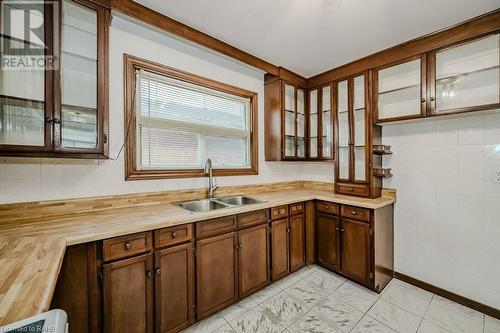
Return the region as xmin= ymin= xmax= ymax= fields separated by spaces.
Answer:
xmin=335 ymin=72 xmax=381 ymax=198
xmin=264 ymin=76 xmax=307 ymax=160
xmin=0 ymin=0 xmax=109 ymax=158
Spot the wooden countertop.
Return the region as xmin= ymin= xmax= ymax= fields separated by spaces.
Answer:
xmin=0 ymin=189 xmax=394 ymax=246
xmin=0 ymin=237 xmax=66 ymax=326
xmin=0 ymin=187 xmax=394 ymax=326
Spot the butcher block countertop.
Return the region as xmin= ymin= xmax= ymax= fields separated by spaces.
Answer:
xmin=0 ymin=182 xmax=395 ymax=326
xmin=0 ymin=237 xmax=66 ymax=326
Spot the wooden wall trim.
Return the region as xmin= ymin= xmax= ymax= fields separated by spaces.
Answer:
xmin=110 ymin=0 xmax=280 ymax=76
xmin=394 ymin=271 xmax=500 ymax=320
xmin=307 ymin=9 xmax=500 ymax=87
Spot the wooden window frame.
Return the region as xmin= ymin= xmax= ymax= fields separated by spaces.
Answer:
xmin=124 ymin=54 xmax=259 ymax=180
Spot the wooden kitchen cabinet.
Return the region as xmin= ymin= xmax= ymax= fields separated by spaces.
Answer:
xmin=155 ymin=242 xmax=195 ymax=333
xmin=270 ymin=218 xmax=290 ymax=280
xmin=238 ymin=223 xmax=270 ymax=297
xmin=102 ymin=253 xmax=153 ymax=333
xmin=196 ymin=232 xmax=238 ymax=319
xmin=289 ymin=214 xmax=306 ymax=272
xmin=308 ymin=84 xmax=334 ymax=159
xmin=340 ymin=218 xmax=371 ymax=286
xmin=315 ymin=212 xmax=340 ymax=272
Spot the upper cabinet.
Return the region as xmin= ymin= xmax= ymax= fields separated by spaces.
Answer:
xmin=308 ymin=84 xmax=334 ymax=160
xmin=428 ymin=33 xmax=500 ymax=115
xmin=374 ymin=32 xmax=500 ymax=123
xmin=0 ymin=0 xmax=109 ymax=158
xmin=264 ymin=75 xmax=308 ymax=161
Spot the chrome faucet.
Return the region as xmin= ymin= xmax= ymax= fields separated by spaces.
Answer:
xmin=204 ymin=158 xmax=218 ymax=199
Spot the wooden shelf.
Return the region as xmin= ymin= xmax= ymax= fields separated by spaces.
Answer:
xmin=373 ymin=145 xmax=393 ymax=155
xmin=373 ymin=168 xmax=393 ymax=178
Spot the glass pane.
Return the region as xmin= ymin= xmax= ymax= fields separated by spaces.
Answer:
xmin=310 ymin=113 xmax=318 ymax=137
xmin=337 ymin=80 xmax=348 ymax=112
xmin=435 ymin=34 xmax=499 ymax=111
xmin=354 ymin=147 xmax=366 ymax=181
xmin=309 ymin=90 xmax=318 ymax=114
xmin=354 ymin=109 xmax=365 ymax=146
xmin=339 ymin=147 xmax=350 ymax=180
xmin=322 ymin=136 xmax=331 ymax=157
xmin=322 ymin=111 xmax=332 ymax=157
xmin=0 ymin=2 xmax=45 ymax=146
xmin=338 ymin=112 xmax=349 ymax=147
xmin=297 ymin=89 xmax=305 ymax=114
xmin=354 ymin=75 xmax=365 ymax=110
xmin=61 ymin=0 xmax=98 ymax=148
xmin=310 ymin=137 xmax=317 ymax=158
xmin=285 ymin=111 xmax=295 ymax=136
xmin=297 ymin=137 xmax=305 ymax=158
xmin=284 ymin=84 xmax=295 ymax=111
xmin=297 ymin=114 xmax=305 ymax=138
xmin=322 ymin=86 xmax=331 ymax=111
xmin=378 ymin=85 xmax=421 ymax=119
xmin=285 ymin=135 xmax=295 ymax=157
xmin=378 ymin=59 xmax=421 ymax=120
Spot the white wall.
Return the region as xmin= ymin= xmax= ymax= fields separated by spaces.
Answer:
xmin=0 ymin=16 xmax=334 ymax=204
xmin=382 ymin=111 xmax=500 ymax=309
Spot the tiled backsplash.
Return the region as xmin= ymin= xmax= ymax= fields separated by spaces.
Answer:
xmin=382 ymin=111 xmax=500 ymax=310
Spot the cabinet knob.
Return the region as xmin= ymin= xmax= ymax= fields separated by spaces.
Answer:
xmin=341 ymin=228 xmax=345 ymax=232
xmin=146 ymin=271 xmax=152 ymax=278
xmin=421 ymin=98 xmax=426 ymax=103
xmin=351 ymin=211 xmax=357 ymax=215
xmin=335 ymin=227 xmax=339 ymax=231
xmin=171 ymin=231 xmax=177 ymax=239
xmin=124 ymin=241 xmax=133 ymax=250
xmin=53 ymin=118 xmax=61 ymax=124
xmin=325 ymin=205 xmax=329 ymax=209
xmin=430 ymin=96 xmax=435 ymax=101
xmin=156 ymin=268 xmax=161 ymax=275
xmin=349 ymin=188 xmax=354 ymax=192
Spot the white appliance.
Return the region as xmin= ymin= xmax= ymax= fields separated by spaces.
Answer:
xmin=0 ymin=309 xmax=68 ymax=333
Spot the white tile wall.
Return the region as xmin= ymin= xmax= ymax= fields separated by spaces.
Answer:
xmin=383 ymin=111 xmax=500 ymax=310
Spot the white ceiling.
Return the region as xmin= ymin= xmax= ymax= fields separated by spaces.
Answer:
xmin=134 ymin=0 xmax=500 ymax=77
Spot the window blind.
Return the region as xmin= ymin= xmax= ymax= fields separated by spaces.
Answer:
xmin=136 ymin=70 xmax=251 ymax=170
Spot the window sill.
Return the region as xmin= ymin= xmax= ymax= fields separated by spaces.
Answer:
xmin=125 ymin=167 xmax=259 ymax=181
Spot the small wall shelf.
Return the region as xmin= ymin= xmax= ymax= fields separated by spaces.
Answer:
xmin=374 ymin=168 xmax=393 ymax=178
xmin=373 ymin=145 xmax=393 ymax=155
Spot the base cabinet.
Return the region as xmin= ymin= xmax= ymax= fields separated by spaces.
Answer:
xmin=340 ymin=218 xmax=371 ymax=286
xmin=289 ymin=214 xmax=306 ymax=272
xmin=155 ymin=243 xmax=195 ymax=333
xmin=270 ymin=218 xmax=290 ymax=280
xmin=196 ymin=232 xmax=238 ymax=319
xmin=102 ymin=254 xmax=153 ymax=333
xmin=316 ymin=213 xmax=340 ymax=271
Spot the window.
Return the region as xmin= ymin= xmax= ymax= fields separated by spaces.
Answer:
xmin=124 ymin=55 xmax=258 ymax=180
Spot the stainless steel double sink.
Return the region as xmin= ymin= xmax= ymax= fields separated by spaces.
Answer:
xmin=177 ymin=195 xmax=266 ymax=212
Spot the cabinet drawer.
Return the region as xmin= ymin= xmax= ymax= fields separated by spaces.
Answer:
xmin=290 ymin=202 xmax=304 ymax=216
xmin=238 ymin=209 xmax=269 ymax=229
xmin=196 ymin=215 xmax=237 ymax=239
xmin=341 ymin=205 xmax=371 ymax=222
xmin=103 ymin=231 xmax=152 ymax=261
xmin=315 ymin=201 xmax=339 ymax=215
xmin=271 ymin=205 xmax=289 ymax=220
xmin=155 ymin=223 xmax=193 ymax=248
xmin=336 ymin=184 xmax=370 ymax=197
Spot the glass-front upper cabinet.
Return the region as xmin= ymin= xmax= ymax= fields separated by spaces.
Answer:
xmin=283 ymin=83 xmax=306 ymax=159
xmin=374 ymin=55 xmax=426 ymax=123
xmin=0 ymin=0 xmax=109 ymax=158
xmin=429 ymin=33 xmax=500 ymax=115
xmin=335 ymin=73 xmax=370 ymax=187
xmin=307 ymin=84 xmax=333 ymax=160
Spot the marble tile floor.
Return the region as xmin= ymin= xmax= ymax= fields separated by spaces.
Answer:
xmin=182 ymin=265 xmax=500 ymax=333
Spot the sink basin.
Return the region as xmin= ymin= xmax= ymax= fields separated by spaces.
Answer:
xmin=177 ymin=199 xmax=229 ymax=212
xmin=215 ymin=195 xmax=266 ymax=206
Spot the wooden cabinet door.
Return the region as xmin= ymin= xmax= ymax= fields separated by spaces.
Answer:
xmin=289 ymin=214 xmax=305 ymax=272
xmin=340 ymin=218 xmax=371 ymax=286
xmin=155 ymin=243 xmax=195 ymax=333
xmin=196 ymin=232 xmax=238 ymax=319
xmin=271 ymin=218 xmax=290 ymax=280
xmin=238 ymin=224 xmax=270 ymax=298
xmin=103 ymin=253 xmax=153 ymax=333
xmin=316 ymin=213 xmax=340 ymax=272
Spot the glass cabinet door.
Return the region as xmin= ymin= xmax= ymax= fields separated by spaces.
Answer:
xmin=297 ymin=89 xmax=306 ymax=158
xmin=283 ymin=83 xmax=296 ymax=157
xmin=337 ymin=80 xmax=350 ymax=180
xmin=353 ymin=75 xmax=366 ymax=181
xmin=59 ymin=0 xmax=99 ymax=149
xmin=309 ymin=89 xmax=318 ymax=158
xmin=432 ymin=33 xmax=499 ymax=114
xmin=376 ymin=56 xmax=424 ymax=122
xmin=321 ymin=85 xmax=333 ymax=159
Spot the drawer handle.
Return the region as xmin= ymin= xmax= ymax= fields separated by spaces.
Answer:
xmin=349 ymin=188 xmax=354 ymax=192
xmin=124 ymin=241 xmax=133 ymax=250
xmin=325 ymin=205 xmax=329 ymax=209
xmin=351 ymin=211 xmax=357 ymax=215
xmin=171 ymin=231 xmax=177 ymax=239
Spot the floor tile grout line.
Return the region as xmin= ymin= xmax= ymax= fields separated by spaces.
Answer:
xmin=415 ymin=294 xmax=435 ymax=333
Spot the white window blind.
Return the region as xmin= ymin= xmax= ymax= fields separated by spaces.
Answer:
xmin=136 ymin=70 xmax=252 ymax=170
